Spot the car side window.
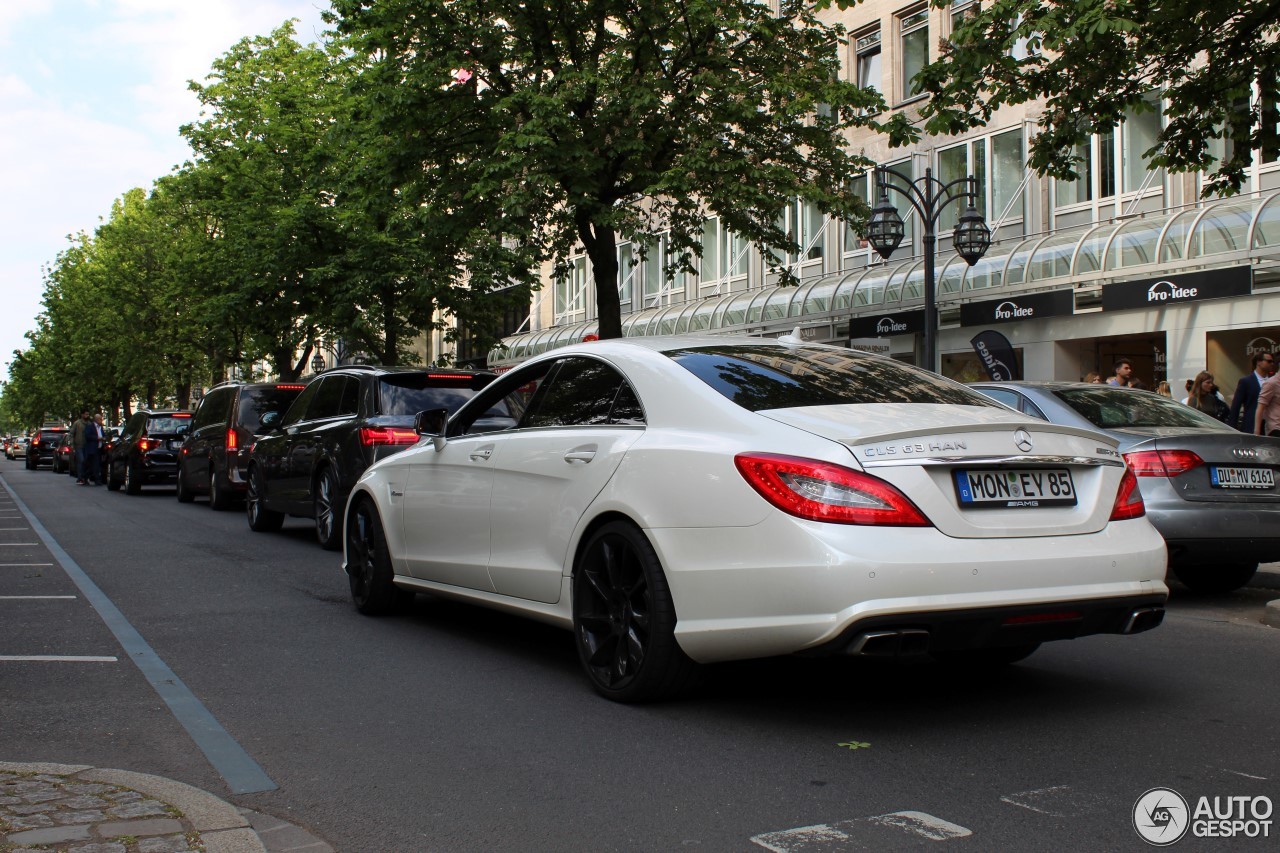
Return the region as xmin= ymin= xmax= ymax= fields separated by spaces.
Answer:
xmin=280 ymin=383 xmax=320 ymax=428
xmin=522 ymin=357 xmax=641 ymax=428
xmin=975 ymin=387 xmax=1020 ymax=410
xmin=450 ymin=361 xmax=557 ymax=436
xmin=1020 ymin=398 xmax=1048 ymax=421
xmin=340 ymin=376 xmax=361 ymax=417
xmin=194 ymin=389 xmax=233 ymax=429
xmin=306 ymin=376 xmax=347 ymax=421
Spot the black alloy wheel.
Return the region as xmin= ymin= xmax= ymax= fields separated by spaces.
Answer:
xmin=346 ymin=497 xmax=410 ymax=615
xmin=124 ymin=460 xmax=142 ymax=495
xmin=175 ymin=461 xmax=195 ymax=503
xmin=245 ymin=465 xmax=284 ymax=532
xmin=208 ymin=465 xmax=232 ymax=511
xmin=1173 ymin=562 xmax=1258 ymax=594
xmin=572 ymin=521 xmax=697 ymax=703
xmin=314 ymin=467 xmax=343 ymax=551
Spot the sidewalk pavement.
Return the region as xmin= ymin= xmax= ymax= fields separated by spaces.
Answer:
xmin=0 ymin=762 xmax=332 ymax=853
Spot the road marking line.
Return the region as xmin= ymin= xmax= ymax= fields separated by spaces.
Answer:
xmin=0 ymin=595 xmax=77 ymax=599
xmin=1223 ymin=769 xmax=1268 ymax=780
xmin=0 ymin=527 xmax=32 ymax=530
xmin=0 ymin=543 xmax=39 ymax=545
xmin=752 ymin=823 xmax=850 ymax=851
xmin=0 ymin=563 xmax=53 ymax=567
xmin=1000 ymin=786 xmax=1106 ymax=817
xmin=0 ymin=476 xmax=278 ymax=794
xmin=867 ymin=811 xmax=972 ymax=841
xmin=0 ymin=655 xmax=117 ymax=662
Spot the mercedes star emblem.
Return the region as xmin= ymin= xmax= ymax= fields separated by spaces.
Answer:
xmin=1014 ymin=429 xmax=1034 ymax=453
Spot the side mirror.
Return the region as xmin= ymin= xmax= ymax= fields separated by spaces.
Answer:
xmin=414 ymin=408 xmax=449 ymax=452
xmin=260 ymin=411 xmax=281 ymax=431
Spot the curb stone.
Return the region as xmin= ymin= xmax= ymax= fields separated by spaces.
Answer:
xmin=1264 ymin=599 xmax=1280 ymax=630
xmin=0 ymin=762 xmax=333 ymax=853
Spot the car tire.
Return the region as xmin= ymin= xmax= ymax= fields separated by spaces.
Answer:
xmin=1172 ymin=562 xmax=1258 ymax=594
xmin=314 ymin=466 xmax=343 ymax=551
xmin=346 ymin=497 xmax=411 ymax=615
xmin=572 ymin=520 xmax=699 ymax=703
xmin=175 ymin=462 xmax=195 ymax=503
xmin=932 ymin=643 xmax=1041 ymax=667
xmin=208 ymin=467 xmax=233 ymax=511
xmin=124 ymin=461 xmax=142 ymax=495
xmin=245 ymin=465 xmax=284 ymax=532
xmin=106 ymin=462 xmax=121 ymax=491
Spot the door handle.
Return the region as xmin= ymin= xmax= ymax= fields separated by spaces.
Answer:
xmin=564 ymin=449 xmax=596 ymax=464
xmin=469 ymin=448 xmax=493 ymax=461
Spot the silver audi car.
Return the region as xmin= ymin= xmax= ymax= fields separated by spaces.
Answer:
xmin=971 ymin=381 xmax=1280 ymax=593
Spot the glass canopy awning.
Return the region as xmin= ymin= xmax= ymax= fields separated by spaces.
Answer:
xmin=489 ymin=189 xmax=1280 ymax=367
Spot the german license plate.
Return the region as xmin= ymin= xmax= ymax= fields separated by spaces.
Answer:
xmin=954 ymin=468 xmax=1077 ymax=508
xmin=1209 ymin=466 xmax=1275 ymax=489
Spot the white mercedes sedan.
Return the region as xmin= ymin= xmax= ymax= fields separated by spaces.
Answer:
xmin=342 ymin=337 xmax=1168 ymax=702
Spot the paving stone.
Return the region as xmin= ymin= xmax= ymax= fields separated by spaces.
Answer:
xmin=67 ymin=843 xmax=128 ymax=853
xmin=7 ymin=822 xmax=94 ymax=844
xmin=60 ymin=794 xmax=111 ymax=809
xmin=53 ymin=809 xmax=110 ymax=824
xmin=9 ymin=802 xmax=60 ymax=815
xmin=108 ymin=800 xmax=171 ymax=819
xmin=97 ymin=817 xmax=185 ymax=837
xmin=6 ymin=812 xmax=55 ymax=830
xmin=137 ymin=834 xmax=195 ymax=853
xmin=21 ymin=789 xmax=64 ymax=803
xmin=65 ymin=783 xmax=117 ymax=795
xmin=106 ymin=790 xmax=145 ymax=802
xmin=0 ymin=794 xmax=22 ymax=804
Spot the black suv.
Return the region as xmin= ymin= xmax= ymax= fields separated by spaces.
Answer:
xmin=246 ymin=365 xmax=494 ymax=549
xmin=107 ymin=410 xmax=193 ymax=494
xmin=177 ymin=381 xmax=307 ymax=509
xmin=25 ymin=427 xmax=68 ymax=470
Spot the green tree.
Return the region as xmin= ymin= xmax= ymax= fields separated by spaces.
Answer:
xmin=895 ymin=0 xmax=1280 ymax=196
xmin=329 ymin=0 xmax=882 ymax=339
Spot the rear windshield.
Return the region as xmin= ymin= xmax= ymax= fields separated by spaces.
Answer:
xmin=666 ymin=345 xmax=1000 ymax=412
xmin=1053 ymin=387 xmax=1233 ymax=430
xmin=39 ymin=430 xmax=66 ymax=441
xmin=146 ymin=416 xmax=192 ymax=435
xmin=238 ymin=387 xmax=305 ymax=433
xmin=378 ymin=374 xmax=484 ymax=417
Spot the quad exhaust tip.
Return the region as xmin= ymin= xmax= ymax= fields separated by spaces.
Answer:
xmin=846 ymin=629 xmax=931 ymax=657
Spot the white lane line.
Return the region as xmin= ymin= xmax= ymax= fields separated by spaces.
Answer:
xmin=867 ymin=812 xmax=972 ymax=841
xmin=753 ymin=812 xmax=972 ymax=850
xmin=1223 ymin=769 xmax=1268 ymax=780
xmin=0 ymin=655 xmax=118 ymax=662
xmin=0 ymin=595 xmax=77 ymax=599
xmin=0 ymin=527 xmax=32 ymax=530
xmin=0 ymin=543 xmax=39 ymax=546
xmin=0 ymin=563 xmax=53 ymax=567
xmin=1000 ymin=786 xmax=1106 ymax=817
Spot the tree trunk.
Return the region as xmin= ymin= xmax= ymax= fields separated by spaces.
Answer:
xmin=578 ymin=216 xmax=621 ymax=339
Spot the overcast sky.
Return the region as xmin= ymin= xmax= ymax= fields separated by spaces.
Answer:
xmin=0 ymin=0 xmax=331 ymax=378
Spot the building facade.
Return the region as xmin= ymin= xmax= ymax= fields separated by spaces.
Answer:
xmin=484 ymin=1 xmax=1280 ymax=394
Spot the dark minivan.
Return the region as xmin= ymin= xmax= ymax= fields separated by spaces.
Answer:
xmin=177 ymin=381 xmax=307 ymax=509
xmin=107 ymin=410 xmax=193 ymax=494
xmin=246 ymin=365 xmax=493 ymax=549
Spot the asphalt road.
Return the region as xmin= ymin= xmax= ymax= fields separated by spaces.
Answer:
xmin=1 ymin=461 xmax=1277 ymax=852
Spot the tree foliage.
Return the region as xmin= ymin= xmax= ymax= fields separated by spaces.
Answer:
xmin=328 ymin=0 xmax=884 ymax=338
xmin=886 ymin=0 xmax=1280 ymax=196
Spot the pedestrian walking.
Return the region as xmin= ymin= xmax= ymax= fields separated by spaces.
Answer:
xmin=1183 ymin=371 xmax=1229 ymax=421
xmin=1227 ymin=351 xmax=1276 ymax=433
xmin=1106 ymin=359 xmax=1134 ymax=387
xmin=1256 ymin=373 xmax=1280 ymax=437
xmin=71 ymin=409 xmax=90 ymax=484
xmin=82 ymin=414 xmax=104 ymax=485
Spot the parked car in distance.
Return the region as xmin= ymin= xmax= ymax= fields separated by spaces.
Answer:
xmin=178 ymin=381 xmax=308 ymax=509
xmin=246 ymin=365 xmax=495 ymax=550
xmin=971 ymin=381 xmax=1280 ymax=593
xmin=52 ymin=432 xmax=76 ymax=475
xmin=26 ymin=427 xmax=68 ymax=469
xmin=342 ymin=337 xmax=1168 ymax=703
xmin=6 ymin=436 xmax=29 ymax=460
xmin=107 ymin=411 xmax=193 ymax=494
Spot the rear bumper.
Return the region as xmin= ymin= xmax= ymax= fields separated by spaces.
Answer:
xmin=1143 ymin=484 xmax=1280 ymax=565
xmin=801 ymin=594 xmax=1168 ymax=657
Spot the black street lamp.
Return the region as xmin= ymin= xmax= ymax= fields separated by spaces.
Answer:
xmin=865 ymin=165 xmax=992 ymax=373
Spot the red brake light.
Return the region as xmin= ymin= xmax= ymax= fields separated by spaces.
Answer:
xmin=275 ymin=384 xmax=306 ymax=390
xmin=1123 ymin=450 xmax=1204 ymax=478
xmin=138 ymin=438 xmax=154 ymax=451
xmin=360 ymin=427 xmax=420 ymax=446
xmin=1110 ymin=466 xmax=1146 ymax=521
xmin=225 ymin=430 xmax=238 ymax=452
xmin=427 ymin=373 xmax=473 ymax=381
xmin=734 ymin=453 xmax=930 ymax=526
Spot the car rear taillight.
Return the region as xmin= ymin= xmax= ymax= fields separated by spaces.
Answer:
xmin=226 ymin=430 xmax=238 ymax=452
xmin=1123 ymin=449 xmax=1203 ymax=478
xmin=1110 ymin=466 xmax=1146 ymax=521
xmin=734 ymin=453 xmax=931 ymax=526
xmin=138 ymin=438 xmax=155 ymax=451
xmin=360 ymin=427 xmax=419 ymax=446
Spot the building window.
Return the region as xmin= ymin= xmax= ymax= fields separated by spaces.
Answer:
xmin=990 ymin=128 xmax=1025 ymax=221
xmin=617 ymin=243 xmax=636 ymax=314
xmin=1122 ymin=96 xmax=1163 ymax=192
xmin=899 ymin=7 xmax=929 ymax=102
xmin=700 ymin=217 xmax=748 ymax=294
xmin=854 ymin=29 xmax=881 ymax=94
xmin=844 ymin=172 xmax=871 ymax=256
xmin=770 ymin=198 xmax=826 ymax=270
xmin=640 ymin=235 xmax=688 ymax=309
xmin=554 ymin=256 xmax=588 ymax=324
xmin=950 ymin=0 xmax=978 ymax=31
xmin=935 ymin=129 xmax=1024 ymax=231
